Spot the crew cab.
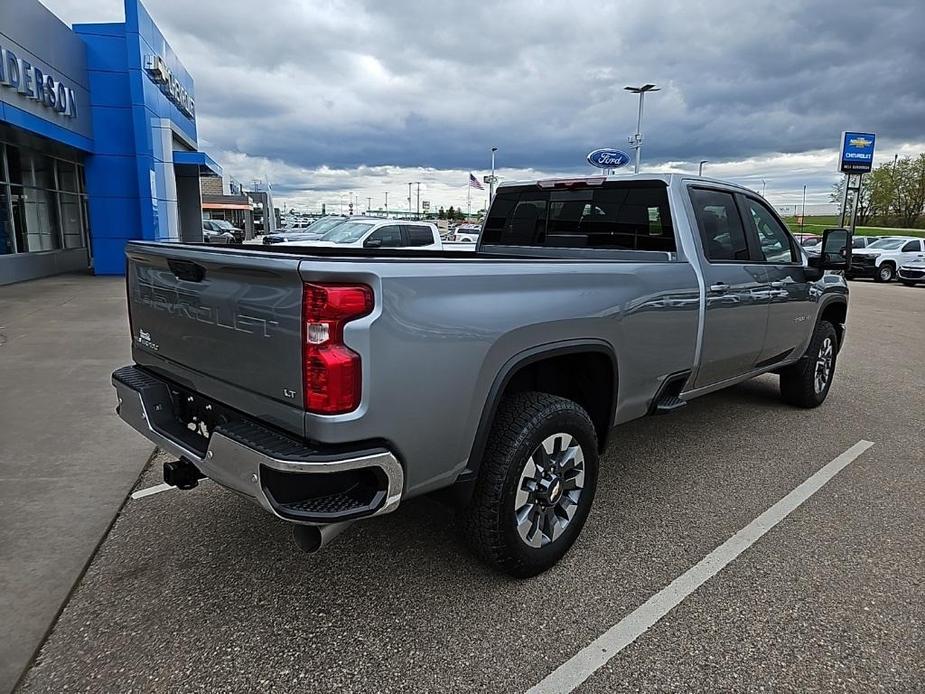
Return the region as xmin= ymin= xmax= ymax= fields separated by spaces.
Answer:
xmin=112 ymin=174 xmax=851 ymax=577
xmin=849 ymin=236 xmax=925 ymax=282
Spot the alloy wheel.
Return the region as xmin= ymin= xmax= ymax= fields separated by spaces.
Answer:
xmin=814 ymin=336 xmax=834 ymax=394
xmin=514 ymin=433 xmax=585 ymax=548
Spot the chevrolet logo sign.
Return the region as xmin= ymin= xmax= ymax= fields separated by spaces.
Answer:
xmin=849 ymin=137 xmax=872 ymax=148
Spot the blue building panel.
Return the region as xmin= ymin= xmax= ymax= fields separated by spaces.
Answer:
xmin=86 ymin=70 xmax=131 ymax=107
xmin=0 ymin=101 xmax=94 ymax=152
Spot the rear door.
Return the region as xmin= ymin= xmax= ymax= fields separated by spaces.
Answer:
xmin=688 ymin=187 xmax=770 ymax=387
xmin=739 ymin=194 xmax=811 ymax=365
xmin=402 ymin=224 xmax=439 ymax=248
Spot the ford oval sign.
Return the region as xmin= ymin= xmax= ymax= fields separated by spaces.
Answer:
xmin=587 ymin=148 xmax=631 ymax=169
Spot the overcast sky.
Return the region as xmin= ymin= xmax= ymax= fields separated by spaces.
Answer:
xmin=43 ymin=0 xmax=925 ymax=212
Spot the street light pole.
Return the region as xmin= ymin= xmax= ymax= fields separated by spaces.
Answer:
xmin=699 ymin=160 xmax=708 ymax=176
xmin=489 ymin=146 xmax=498 ymax=201
xmin=415 ymin=182 xmax=421 ymax=218
xmin=384 ymin=192 xmax=389 ymax=218
xmin=408 ymin=182 xmax=412 ymax=216
xmin=801 ymin=185 xmax=806 ymax=235
xmin=367 ymin=196 xmax=372 ymax=214
xmin=624 ymin=84 xmax=659 ymax=174
xmin=761 ymin=180 xmax=767 ymax=197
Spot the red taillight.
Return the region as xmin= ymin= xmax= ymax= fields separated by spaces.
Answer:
xmin=302 ymin=283 xmax=373 ymax=414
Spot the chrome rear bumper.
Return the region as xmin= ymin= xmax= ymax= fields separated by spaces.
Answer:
xmin=112 ymin=366 xmax=403 ymax=525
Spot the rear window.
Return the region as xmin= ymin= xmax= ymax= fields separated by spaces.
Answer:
xmin=403 ymin=225 xmax=435 ymax=246
xmin=481 ymin=182 xmax=675 ymax=252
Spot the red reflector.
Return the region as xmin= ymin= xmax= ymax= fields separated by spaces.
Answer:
xmin=302 ymin=283 xmax=373 ymax=414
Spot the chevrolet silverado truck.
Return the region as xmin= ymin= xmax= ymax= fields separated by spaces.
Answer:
xmin=112 ymin=175 xmax=851 ymax=577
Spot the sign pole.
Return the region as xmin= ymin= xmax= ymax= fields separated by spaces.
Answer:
xmin=848 ymin=174 xmax=863 ymax=237
xmin=839 ymin=173 xmax=852 ymax=228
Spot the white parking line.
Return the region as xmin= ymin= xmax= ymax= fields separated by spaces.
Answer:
xmin=130 ymin=483 xmax=176 ymax=500
xmin=527 ymin=439 xmax=875 ymax=694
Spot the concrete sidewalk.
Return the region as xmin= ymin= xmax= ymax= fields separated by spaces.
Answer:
xmin=0 ymin=274 xmax=153 ymax=693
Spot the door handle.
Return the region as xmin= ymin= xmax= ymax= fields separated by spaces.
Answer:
xmin=769 ymin=281 xmax=784 ymax=288
xmin=709 ymin=282 xmax=729 ymax=293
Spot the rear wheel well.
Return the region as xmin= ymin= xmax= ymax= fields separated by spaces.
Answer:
xmin=502 ymin=351 xmax=615 ymax=451
xmin=820 ymin=301 xmax=847 ymax=348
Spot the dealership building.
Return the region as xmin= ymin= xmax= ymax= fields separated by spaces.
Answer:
xmin=0 ymin=0 xmax=221 ymax=285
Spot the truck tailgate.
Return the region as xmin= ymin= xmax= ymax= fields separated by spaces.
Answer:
xmin=125 ymin=243 xmax=305 ymax=409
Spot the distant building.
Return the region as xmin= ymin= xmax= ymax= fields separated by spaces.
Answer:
xmin=201 ymin=175 xmax=254 ymax=237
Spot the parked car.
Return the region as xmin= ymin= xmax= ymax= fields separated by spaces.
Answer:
xmin=898 ymin=256 xmax=925 ymax=286
xmin=112 ymin=174 xmax=850 ymax=577
xmin=283 ymin=219 xmax=442 ymax=249
xmin=848 ymin=236 xmax=925 ymax=282
xmin=263 ymin=216 xmax=348 ymax=245
xmin=795 ymin=234 xmax=821 ymax=247
xmin=201 ymin=227 xmax=235 ymax=244
xmin=807 ymin=234 xmax=880 ymax=258
xmin=203 ymin=219 xmax=244 ymax=243
xmin=448 ymin=223 xmax=481 ymax=243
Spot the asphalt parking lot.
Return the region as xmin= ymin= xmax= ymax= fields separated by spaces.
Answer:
xmin=16 ymin=280 xmax=924 ymax=693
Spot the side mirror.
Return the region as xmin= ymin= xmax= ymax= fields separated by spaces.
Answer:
xmin=808 ymin=228 xmax=852 ymax=273
xmin=364 ymin=238 xmax=382 ymax=248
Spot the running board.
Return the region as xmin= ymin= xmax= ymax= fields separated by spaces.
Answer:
xmin=649 ymin=371 xmax=691 ymax=415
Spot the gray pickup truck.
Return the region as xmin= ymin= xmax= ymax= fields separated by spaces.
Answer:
xmin=112 ymin=174 xmax=851 ymax=577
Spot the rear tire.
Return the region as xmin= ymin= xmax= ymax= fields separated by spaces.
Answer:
xmin=874 ymin=263 xmax=895 ymax=283
xmin=461 ymin=392 xmax=598 ymax=577
xmin=779 ymin=320 xmax=838 ymax=408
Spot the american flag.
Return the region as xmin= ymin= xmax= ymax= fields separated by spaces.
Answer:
xmin=469 ymin=173 xmax=485 ymax=190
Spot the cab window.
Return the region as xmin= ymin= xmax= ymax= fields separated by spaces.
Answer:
xmin=365 ymin=225 xmax=403 ymax=248
xmin=743 ymin=197 xmax=798 ymax=263
xmin=689 ymin=188 xmax=749 ymax=262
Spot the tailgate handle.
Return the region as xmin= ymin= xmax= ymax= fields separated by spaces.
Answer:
xmin=167 ymin=259 xmax=206 ymax=282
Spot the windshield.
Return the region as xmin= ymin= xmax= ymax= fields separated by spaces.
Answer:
xmin=213 ymin=220 xmax=235 ymax=230
xmin=868 ymin=238 xmax=906 ymax=250
xmin=305 ymin=217 xmax=347 ymax=235
xmin=320 ymin=221 xmax=374 ymax=243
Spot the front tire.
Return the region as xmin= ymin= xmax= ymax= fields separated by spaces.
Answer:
xmin=875 ymin=263 xmax=895 ymax=283
xmin=462 ymin=392 xmax=599 ymax=577
xmin=779 ymin=320 xmax=838 ymax=408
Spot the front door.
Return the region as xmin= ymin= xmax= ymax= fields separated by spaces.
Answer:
xmin=739 ymin=195 xmax=812 ymax=365
xmin=689 ymin=187 xmax=770 ymax=387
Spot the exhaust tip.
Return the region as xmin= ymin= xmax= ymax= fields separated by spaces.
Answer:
xmin=292 ymin=521 xmax=353 ymax=553
xmin=292 ymin=525 xmax=323 ymax=553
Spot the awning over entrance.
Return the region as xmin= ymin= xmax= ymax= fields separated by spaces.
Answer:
xmin=173 ymin=150 xmax=222 ymax=177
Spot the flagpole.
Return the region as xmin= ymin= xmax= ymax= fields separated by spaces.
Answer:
xmin=467 ymin=179 xmax=471 ymax=221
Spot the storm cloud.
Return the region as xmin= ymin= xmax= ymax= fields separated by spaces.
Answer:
xmin=44 ymin=0 xmax=925 ymax=208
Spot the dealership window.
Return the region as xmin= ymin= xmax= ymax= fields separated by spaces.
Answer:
xmin=0 ymin=141 xmax=88 ymax=255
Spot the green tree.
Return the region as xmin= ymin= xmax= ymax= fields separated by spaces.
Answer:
xmin=447 ymin=206 xmax=456 ymax=219
xmin=437 ymin=207 xmax=446 ymax=220
xmin=892 ymin=154 xmax=925 ymax=228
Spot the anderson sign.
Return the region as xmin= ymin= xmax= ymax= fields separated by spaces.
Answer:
xmin=0 ymin=44 xmax=78 ymax=118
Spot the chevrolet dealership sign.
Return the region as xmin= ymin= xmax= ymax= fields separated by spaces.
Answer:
xmin=144 ymin=54 xmax=195 ymax=119
xmin=0 ymin=44 xmax=78 ymax=118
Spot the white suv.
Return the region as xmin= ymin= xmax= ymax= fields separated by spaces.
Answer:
xmin=849 ymin=237 xmax=925 ymax=282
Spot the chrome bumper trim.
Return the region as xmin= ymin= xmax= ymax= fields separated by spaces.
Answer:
xmin=112 ymin=373 xmax=403 ymax=524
